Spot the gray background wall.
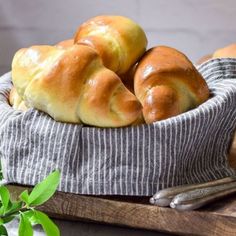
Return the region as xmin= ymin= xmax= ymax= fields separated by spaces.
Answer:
xmin=0 ymin=0 xmax=236 ymax=75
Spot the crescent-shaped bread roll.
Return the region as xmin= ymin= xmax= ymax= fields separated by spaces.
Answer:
xmin=196 ymin=43 xmax=236 ymax=65
xmin=9 ymin=86 xmax=28 ymax=111
xmin=74 ymin=15 xmax=147 ymax=75
xmin=213 ymin=43 xmax=236 ymax=58
xmin=134 ymin=46 xmax=210 ymax=124
xmin=56 ymin=39 xmax=74 ymax=48
xmin=120 ymin=65 xmax=136 ymax=94
xmin=9 ymin=39 xmax=74 ymax=111
xmin=196 ymin=54 xmax=213 ymax=65
xmin=11 ymin=44 xmax=142 ymax=127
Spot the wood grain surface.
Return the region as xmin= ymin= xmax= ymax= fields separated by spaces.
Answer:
xmin=6 ymin=132 xmax=236 ymax=236
xmin=7 ymin=185 xmax=236 ymax=236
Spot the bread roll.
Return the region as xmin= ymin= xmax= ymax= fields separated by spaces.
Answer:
xmin=9 ymin=86 xmax=28 ymax=111
xmin=120 ymin=65 xmax=136 ymax=93
xmin=74 ymin=15 xmax=147 ymax=75
xmin=134 ymin=46 xmax=210 ymax=124
xmin=12 ymin=44 xmax=142 ymax=127
xmin=56 ymin=39 xmax=74 ymax=48
xmin=9 ymin=39 xmax=74 ymax=110
xmin=196 ymin=54 xmax=212 ymax=65
xmin=213 ymin=43 xmax=236 ymax=58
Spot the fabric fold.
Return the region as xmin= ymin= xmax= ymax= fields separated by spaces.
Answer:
xmin=0 ymin=58 xmax=236 ymax=196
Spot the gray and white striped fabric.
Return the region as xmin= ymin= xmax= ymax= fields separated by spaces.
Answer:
xmin=0 ymin=58 xmax=236 ymax=196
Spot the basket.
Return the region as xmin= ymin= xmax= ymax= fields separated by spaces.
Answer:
xmin=0 ymin=58 xmax=236 ymax=196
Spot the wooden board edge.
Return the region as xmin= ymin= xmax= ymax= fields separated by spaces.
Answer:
xmin=7 ymin=185 xmax=236 ymax=236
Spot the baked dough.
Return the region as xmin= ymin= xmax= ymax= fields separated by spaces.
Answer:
xmin=134 ymin=46 xmax=210 ymax=123
xmin=74 ymin=15 xmax=147 ymax=75
xmin=11 ymin=44 xmax=142 ymax=127
xmin=213 ymin=43 xmax=236 ymax=58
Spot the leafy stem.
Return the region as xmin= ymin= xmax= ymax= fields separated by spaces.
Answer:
xmin=0 ymin=207 xmax=29 ymax=219
xmin=0 ymin=170 xmax=61 ymax=236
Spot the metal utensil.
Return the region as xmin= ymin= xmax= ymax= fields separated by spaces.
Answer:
xmin=150 ymin=176 xmax=236 ymax=207
xmin=170 ymin=181 xmax=236 ymax=211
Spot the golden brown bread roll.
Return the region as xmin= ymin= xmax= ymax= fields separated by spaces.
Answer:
xmin=9 ymin=86 xmax=28 ymax=111
xmin=11 ymin=44 xmax=142 ymax=127
xmin=74 ymin=15 xmax=147 ymax=75
xmin=197 ymin=43 xmax=236 ymax=64
xmin=134 ymin=46 xmax=210 ymax=124
xmin=120 ymin=65 xmax=136 ymax=93
xmin=56 ymin=39 xmax=74 ymax=48
xmin=9 ymin=39 xmax=74 ymax=111
xmin=213 ymin=43 xmax=236 ymax=58
xmin=196 ymin=54 xmax=212 ymax=65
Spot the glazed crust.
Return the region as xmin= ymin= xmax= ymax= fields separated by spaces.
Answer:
xmin=213 ymin=44 xmax=236 ymax=58
xmin=134 ymin=46 xmax=210 ymax=123
xmin=9 ymin=86 xmax=28 ymax=111
xmin=196 ymin=54 xmax=213 ymax=65
xmin=56 ymin=39 xmax=74 ymax=48
xmin=11 ymin=44 xmax=142 ymax=127
xmin=74 ymin=15 xmax=147 ymax=75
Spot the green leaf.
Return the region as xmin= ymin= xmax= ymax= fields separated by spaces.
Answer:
xmin=34 ymin=210 xmax=60 ymax=236
xmin=0 ymin=225 xmax=7 ymax=235
xmin=28 ymin=171 xmax=60 ymax=206
xmin=0 ymin=206 xmax=5 ymax=216
xmin=23 ymin=210 xmax=38 ymax=225
xmin=0 ymin=161 xmax=3 ymax=182
xmin=2 ymin=216 xmax=14 ymax=224
xmin=18 ymin=213 xmax=33 ymax=236
xmin=0 ymin=186 xmax=10 ymax=213
xmin=5 ymin=201 xmax=22 ymax=215
xmin=19 ymin=190 xmax=29 ymax=205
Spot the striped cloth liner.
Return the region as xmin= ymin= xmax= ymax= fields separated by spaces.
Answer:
xmin=0 ymin=58 xmax=236 ymax=196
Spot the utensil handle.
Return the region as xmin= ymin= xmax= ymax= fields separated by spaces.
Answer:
xmin=150 ymin=131 xmax=236 ymax=208
xmin=150 ymin=176 xmax=236 ymax=206
xmin=170 ymin=181 xmax=236 ymax=211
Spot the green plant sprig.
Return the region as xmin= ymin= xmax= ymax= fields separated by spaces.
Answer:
xmin=0 ymin=170 xmax=61 ymax=236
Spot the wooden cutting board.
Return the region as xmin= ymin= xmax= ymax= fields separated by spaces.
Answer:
xmin=7 ymin=185 xmax=236 ymax=236
xmin=7 ymin=132 xmax=236 ymax=236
